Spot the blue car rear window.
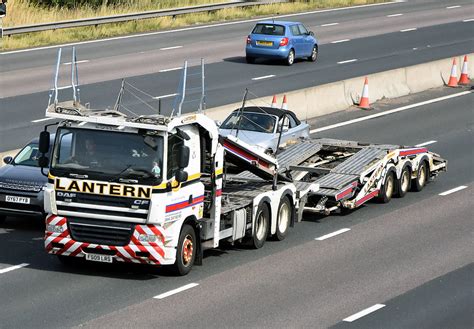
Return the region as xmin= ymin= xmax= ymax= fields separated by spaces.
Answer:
xmin=252 ymin=24 xmax=285 ymax=36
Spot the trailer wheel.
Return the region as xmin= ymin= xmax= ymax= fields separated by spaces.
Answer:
xmin=251 ymin=203 xmax=270 ymax=249
xmin=172 ymin=224 xmax=196 ymax=276
xmin=377 ymin=169 xmax=395 ymax=203
xmin=395 ymin=166 xmax=411 ymax=198
xmin=275 ymin=196 xmax=292 ymax=241
xmin=412 ymin=161 xmax=429 ymax=192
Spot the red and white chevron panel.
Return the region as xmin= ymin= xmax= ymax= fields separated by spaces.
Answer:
xmin=44 ymin=215 xmax=166 ymax=265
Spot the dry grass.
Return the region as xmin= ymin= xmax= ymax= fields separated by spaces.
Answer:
xmin=1 ymin=0 xmax=386 ymax=51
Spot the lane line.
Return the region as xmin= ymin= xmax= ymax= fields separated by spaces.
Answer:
xmin=331 ymin=39 xmax=350 ymax=44
xmin=463 ymin=18 xmax=474 ymax=22
xmin=62 ymin=60 xmax=89 ymax=65
xmin=160 ymin=46 xmax=183 ymax=51
xmin=159 ymin=67 xmax=182 ymax=72
xmin=343 ymin=304 xmax=386 ymax=322
xmin=1 ymin=2 xmax=398 ymax=55
xmin=0 ymin=263 xmax=29 ymax=274
xmin=415 ymin=140 xmax=437 ymax=147
xmin=321 ymin=22 xmax=339 ymax=27
xmin=153 ymin=93 xmax=177 ymax=99
xmin=446 ymin=5 xmax=461 ymax=9
xmin=252 ymin=74 xmax=275 ymax=81
xmin=439 ymin=185 xmax=468 ymax=196
xmin=400 ymin=27 xmax=417 ymax=32
xmin=154 ymin=283 xmax=199 ymax=299
xmin=387 ymin=13 xmax=403 ymax=17
xmin=315 ymin=228 xmax=350 ymax=241
xmin=309 ymin=90 xmax=472 ymax=134
xmin=337 ymin=59 xmax=357 ymax=64
xmin=31 ymin=117 xmax=55 ymax=123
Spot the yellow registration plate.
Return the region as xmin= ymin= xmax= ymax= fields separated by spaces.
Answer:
xmin=256 ymin=41 xmax=273 ymax=46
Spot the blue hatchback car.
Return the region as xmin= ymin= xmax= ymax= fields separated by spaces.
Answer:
xmin=246 ymin=20 xmax=318 ymax=65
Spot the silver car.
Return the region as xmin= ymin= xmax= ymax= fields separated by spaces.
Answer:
xmin=219 ymin=106 xmax=309 ymax=153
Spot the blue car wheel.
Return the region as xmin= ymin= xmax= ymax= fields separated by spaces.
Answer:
xmin=308 ymin=45 xmax=318 ymax=62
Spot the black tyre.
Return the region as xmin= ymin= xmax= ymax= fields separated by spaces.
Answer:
xmin=377 ymin=169 xmax=395 ymax=203
xmin=246 ymin=56 xmax=255 ymax=64
xmin=412 ymin=161 xmax=429 ymax=192
xmin=308 ymin=45 xmax=318 ymax=62
xmin=286 ymin=49 xmax=295 ymax=66
xmin=172 ymin=224 xmax=196 ymax=276
xmin=275 ymin=196 xmax=292 ymax=241
xmin=395 ymin=166 xmax=411 ymax=198
xmin=251 ymin=203 xmax=270 ymax=249
xmin=0 ymin=215 xmax=5 ymax=225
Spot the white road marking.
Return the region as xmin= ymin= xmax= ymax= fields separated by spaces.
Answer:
xmin=439 ymin=185 xmax=468 ymax=196
xmin=1 ymin=2 xmax=397 ymax=55
xmin=31 ymin=117 xmax=56 ymax=123
xmin=343 ymin=304 xmax=386 ymax=322
xmin=154 ymin=283 xmax=199 ymax=299
xmin=321 ymin=22 xmax=339 ymax=27
xmin=0 ymin=263 xmax=30 ymax=274
xmin=152 ymin=93 xmax=177 ymax=99
xmin=413 ymin=47 xmax=418 ymax=50
xmin=337 ymin=59 xmax=357 ymax=64
xmin=62 ymin=60 xmax=89 ymax=65
xmin=400 ymin=28 xmax=417 ymax=32
xmin=252 ymin=75 xmax=275 ymax=81
xmin=446 ymin=5 xmax=461 ymax=9
xmin=387 ymin=13 xmax=403 ymax=17
xmin=463 ymin=18 xmax=474 ymax=22
xmin=160 ymin=46 xmax=183 ymax=51
xmin=159 ymin=67 xmax=182 ymax=72
xmin=315 ymin=228 xmax=350 ymax=241
xmin=415 ymin=140 xmax=437 ymax=147
xmin=331 ymin=39 xmax=350 ymax=44
xmin=310 ymin=90 xmax=472 ymax=134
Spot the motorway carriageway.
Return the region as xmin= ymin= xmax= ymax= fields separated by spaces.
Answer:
xmin=1 ymin=0 xmax=474 ymax=151
xmin=0 ymin=87 xmax=472 ymax=328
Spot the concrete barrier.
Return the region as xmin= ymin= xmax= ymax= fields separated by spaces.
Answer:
xmin=206 ymin=54 xmax=474 ymax=121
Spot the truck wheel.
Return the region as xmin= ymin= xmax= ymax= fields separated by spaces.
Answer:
xmin=377 ymin=170 xmax=395 ymax=203
xmin=275 ymin=196 xmax=291 ymax=241
xmin=172 ymin=224 xmax=196 ymax=276
xmin=251 ymin=203 xmax=270 ymax=249
xmin=286 ymin=49 xmax=295 ymax=66
xmin=396 ymin=166 xmax=411 ymax=198
xmin=412 ymin=161 xmax=428 ymax=192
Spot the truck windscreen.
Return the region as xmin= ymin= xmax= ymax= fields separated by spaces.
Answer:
xmin=50 ymin=128 xmax=164 ymax=184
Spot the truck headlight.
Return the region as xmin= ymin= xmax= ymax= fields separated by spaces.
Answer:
xmin=46 ymin=224 xmax=64 ymax=234
xmin=138 ymin=234 xmax=158 ymax=243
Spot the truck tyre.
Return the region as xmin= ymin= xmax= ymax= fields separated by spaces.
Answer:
xmin=275 ymin=196 xmax=292 ymax=241
xmin=286 ymin=49 xmax=295 ymax=66
xmin=396 ymin=166 xmax=411 ymax=198
xmin=172 ymin=224 xmax=196 ymax=276
xmin=308 ymin=45 xmax=318 ymax=62
xmin=377 ymin=169 xmax=395 ymax=203
xmin=251 ymin=203 xmax=270 ymax=249
xmin=412 ymin=161 xmax=429 ymax=192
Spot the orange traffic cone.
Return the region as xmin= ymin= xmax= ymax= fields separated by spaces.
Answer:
xmin=281 ymin=95 xmax=288 ymax=110
xmin=271 ymin=95 xmax=278 ymax=108
xmin=458 ymin=55 xmax=470 ymax=85
xmin=358 ymin=77 xmax=370 ymax=109
xmin=447 ymin=58 xmax=458 ymax=87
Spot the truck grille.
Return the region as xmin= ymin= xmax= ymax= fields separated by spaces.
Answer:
xmin=68 ymin=217 xmax=135 ymax=246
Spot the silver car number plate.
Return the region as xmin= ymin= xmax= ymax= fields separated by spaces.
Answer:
xmin=5 ymin=195 xmax=31 ymax=204
xmin=85 ymin=253 xmax=113 ymax=263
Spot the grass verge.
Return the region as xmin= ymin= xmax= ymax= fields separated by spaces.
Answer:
xmin=1 ymin=0 xmax=386 ymax=51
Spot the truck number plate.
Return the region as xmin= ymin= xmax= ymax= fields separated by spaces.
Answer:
xmin=5 ymin=195 xmax=31 ymax=204
xmin=85 ymin=253 xmax=113 ymax=263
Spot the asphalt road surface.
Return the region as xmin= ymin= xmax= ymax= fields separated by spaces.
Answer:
xmin=1 ymin=0 xmax=473 ymax=151
xmin=0 ymin=87 xmax=472 ymax=328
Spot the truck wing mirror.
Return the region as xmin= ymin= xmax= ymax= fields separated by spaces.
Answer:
xmin=38 ymin=156 xmax=49 ymax=168
xmin=178 ymin=144 xmax=190 ymax=168
xmin=39 ymin=131 xmax=50 ymax=154
xmin=175 ymin=170 xmax=188 ymax=183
